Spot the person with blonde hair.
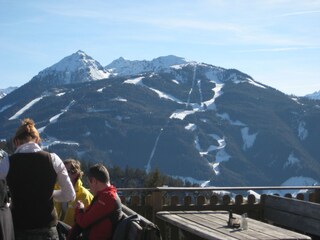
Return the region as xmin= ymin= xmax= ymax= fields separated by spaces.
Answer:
xmin=55 ymin=159 xmax=93 ymax=226
xmin=0 ymin=118 xmax=75 ymax=240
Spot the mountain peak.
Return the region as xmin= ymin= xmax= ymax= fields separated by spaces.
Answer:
xmin=36 ymin=50 xmax=110 ymax=85
xmin=0 ymin=86 xmax=17 ymax=99
xmin=305 ymin=91 xmax=320 ymax=100
xmin=153 ymin=55 xmax=187 ymax=65
xmin=105 ymin=55 xmax=188 ymax=77
xmin=76 ymin=49 xmax=86 ymax=55
xmin=47 ymin=50 xmax=102 ymax=73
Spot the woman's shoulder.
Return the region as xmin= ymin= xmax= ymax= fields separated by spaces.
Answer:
xmin=49 ymin=153 xmax=64 ymax=167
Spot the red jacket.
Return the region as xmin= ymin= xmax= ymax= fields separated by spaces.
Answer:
xmin=74 ymin=185 xmax=118 ymax=240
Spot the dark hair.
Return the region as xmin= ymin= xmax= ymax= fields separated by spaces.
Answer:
xmin=88 ymin=163 xmax=110 ymax=184
xmin=64 ymin=158 xmax=84 ymax=178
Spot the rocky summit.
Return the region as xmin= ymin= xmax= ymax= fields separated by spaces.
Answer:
xmin=1 ymin=50 xmax=320 ymax=187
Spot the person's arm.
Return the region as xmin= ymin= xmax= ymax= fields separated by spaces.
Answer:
xmin=81 ymin=189 xmax=94 ymax=208
xmin=75 ymin=192 xmax=115 ymax=228
xmin=0 ymin=149 xmax=9 ymax=179
xmin=51 ymin=153 xmax=75 ymax=202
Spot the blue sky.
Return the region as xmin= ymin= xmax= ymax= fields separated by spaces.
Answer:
xmin=1 ymin=0 xmax=319 ymax=96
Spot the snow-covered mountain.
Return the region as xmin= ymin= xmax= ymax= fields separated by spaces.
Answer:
xmin=33 ymin=50 xmax=110 ymax=85
xmin=105 ymin=55 xmax=188 ymax=77
xmin=1 ymin=50 xmax=320 ymax=187
xmin=305 ymin=91 xmax=320 ymax=100
xmin=0 ymin=87 xmax=17 ymax=99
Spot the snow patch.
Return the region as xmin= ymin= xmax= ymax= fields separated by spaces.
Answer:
xmin=298 ymin=121 xmax=308 ymax=140
xmin=195 ymin=133 xmax=230 ymax=176
xmin=171 ymin=176 xmax=210 ymax=187
xmin=50 ymin=100 xmax=76 ymax=123
xmin=41 ymin=136 xmax=79 ymax=150
xmin=172 ymin=79 xmax=180 ymax=84
xmin=123 ymin=77 xmax=144 ymax=85
xmin=111 ymin=97 xmax=127 ymax=102
xmin=0 ymin=104 xmax=14 ymax=113
xmin=9 ymin=96 xmax=45 ymax=120
xmin=216 ymin=112 xmax=246 ymax=126
xmin=215 ymin=149 xmax=231 ymax=163
xmin=170 ymin=110 xmax=195 ymax=120
xmin=283 ymin=152 xmax=301 ymax=169
xmin=149 ymin=87 xmax=184 ymax=103
xmin=246 ymin=78 xmax=266 ymax=89
xmin=185 ymin=123 xmax=197 ymax=131
xmin=241 ymin=127 xmax=258 ymax=150
xmin=146 ymin=127 xmax=164 ymax=173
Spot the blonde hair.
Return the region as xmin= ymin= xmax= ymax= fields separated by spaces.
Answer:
xmin=13 ymin=118 xmax=41 ymax=143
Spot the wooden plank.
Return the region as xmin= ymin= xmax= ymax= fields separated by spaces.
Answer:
xmin=157 ymin=211 xmax=238 ymax=240
xmin=180 ymin=211 xmax=276 ymax=240
xmin=204 ymin=211 xmax=287 ymax=240
xmin=264 ymin=195 xmax=320 ymax=219
xmin=264 ymin=195 xmax=320 ymax=237
xmin=208 ymin=211 xmax=310 ymax=239
xmin=264 ymin=207 xmax=317 ymax=237
xmin=203 ymin=211 xmax=308 ymax=240
xmin=175 ymin=211 xmax=258 ymax=240
xmin=246 ymin=215 xmax=311 ymax=239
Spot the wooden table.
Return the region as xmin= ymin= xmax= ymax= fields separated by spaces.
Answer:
xmin=156 ymin=210 xmax=311 ymax=240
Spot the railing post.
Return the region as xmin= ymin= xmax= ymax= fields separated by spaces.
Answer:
xmin=171 ymin=195 xmax=179 ymax=206
xmin=314 ymin=188 xmax=320 ymax=203
xmin=235 ymin=195 xmax=243 ymax=205
xmin=184 ymin=196 xmax=193 ymax=206
xmin=210 ymin=195 xmax=219 ymax=206
xmin=151 ymin=190 xmax=163 ymax=222
xmin=223 ymin=195 xmax=231 ymax=205
xmin=296 ymin=193 xmax=304 ymax=201
xmin=197 ymin=195 xmax=206 ymax=206
xmin=247 ymin=194 xmax=256 ymax=205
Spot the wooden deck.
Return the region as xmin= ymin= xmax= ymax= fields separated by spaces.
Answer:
xmin=119 ymin=186 xmax=320 ymax=239
xmin=156 ymin=210 xmax=311 ymax=240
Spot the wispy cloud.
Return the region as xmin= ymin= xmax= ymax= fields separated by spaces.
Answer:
xmin=235 ymin=46 xmax=320 ymax=53
xmin=0 ymin=16 xmax=44 ymax=27
xmin=145 ymin=18 xmax=242 ymax=32
xmin=279 ymin=10 xmax=320 ymax=17
xmin=45 ymin=8 xmax=106 ymax=19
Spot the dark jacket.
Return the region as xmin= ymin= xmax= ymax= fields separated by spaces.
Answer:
xmin=0 ymin=179 xmax=14 ymax=240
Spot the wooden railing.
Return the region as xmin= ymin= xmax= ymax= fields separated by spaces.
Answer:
xmin=117 ymin=186 xmax=320 ymax=222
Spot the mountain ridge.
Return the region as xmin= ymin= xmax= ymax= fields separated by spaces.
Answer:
xmin=0 ymin=87 xmax=17 ymax=99
xmin=1 ymin=50 xmax=320 ymax=187
xmin=2 ymin=50 xmax=318 ymax=98
xmin=305 ymin=90 xmax=320 ymax=100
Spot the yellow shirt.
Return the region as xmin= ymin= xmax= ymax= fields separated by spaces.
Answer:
xmin=55 ymin=179 xmax=93 ymax=226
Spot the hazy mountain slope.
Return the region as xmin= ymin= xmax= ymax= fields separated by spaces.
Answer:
xmin=1 ymin=51 xmax=319 ymax=187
